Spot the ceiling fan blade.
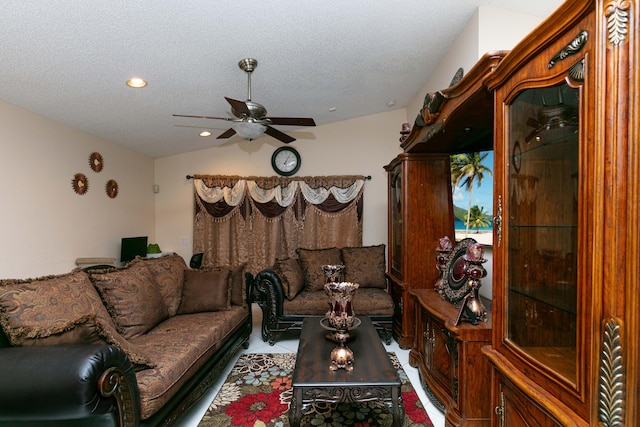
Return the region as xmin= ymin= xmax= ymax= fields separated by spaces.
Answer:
xmin=173 ymin=114 xmax=233 ymax=121
xmin=264 ymin=126 xmax=296 ymax=143
xmin=224 ymin=97 xmax=251 ymax=117
xmin=267 ymin=117 xmax=316 ymax=127
xmin=174 ymin=124 xmax=226 ymax=130
xmin=217 ymin=128 xmax=237 ymax=139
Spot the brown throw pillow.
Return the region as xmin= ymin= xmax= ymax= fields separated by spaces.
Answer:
xmin=342 ymin=244 xmax=387 ymax=288
xmin=297 ymin=247 xmax=342 ymax=292
xmin=229 ymin=264 xmax=247 ymax=306
xmin=90 ymin=262 xmax=169 ymax=339
xmin=178 ymin=268 xmax=231 ymax=314
xmin=0 ymin=270 xmax=117 ymax=339
xmin=274 ymin=258 xmax=305 ymax=300
xmin=131 ymin=253 xmax=187 ymax=316
xmin=0 ymin=271 xmax=155 ymax=368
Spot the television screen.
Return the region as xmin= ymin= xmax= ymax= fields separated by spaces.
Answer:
xmin=120 ymin=236 xmax=148 ymax=264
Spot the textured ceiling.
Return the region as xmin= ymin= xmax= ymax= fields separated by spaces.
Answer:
xmin=0 ymin=1 xmax=563 ymax=158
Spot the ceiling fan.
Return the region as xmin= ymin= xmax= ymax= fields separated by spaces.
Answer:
xmin=173 ymin=58 xmax=316 ymax=143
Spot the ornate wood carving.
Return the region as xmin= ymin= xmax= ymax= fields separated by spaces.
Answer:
xmin=548 ymin=30 xmax=588 ymax=68
xmin=598 ymin=318 xmax=625 ymax=427
xmin=98 ymin=367 xmax=138 ymax=427
xmin=605 ymin=1 xmax=631 ymax=46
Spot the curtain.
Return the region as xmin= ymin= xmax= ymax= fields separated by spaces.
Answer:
xmin=193 ymin=175 xmax=365 ymax=273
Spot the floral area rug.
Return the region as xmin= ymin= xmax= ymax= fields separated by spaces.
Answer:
xmin=198 ymin=353 xmax=433 ymax=427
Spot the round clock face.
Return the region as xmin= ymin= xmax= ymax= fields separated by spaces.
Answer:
xmin=271 ymin=147 xmax=301 ymax=176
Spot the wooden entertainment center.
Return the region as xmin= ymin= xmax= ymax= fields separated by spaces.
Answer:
xmin=385 ymin=52 xmax=503 ymax=425
xmin=389 ymin=0 xmax=640 ymax=425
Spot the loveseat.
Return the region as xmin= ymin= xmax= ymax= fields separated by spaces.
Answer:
xmin=0 ymin=253 xmax=252 ymax=427
xmin=254 ymin=245 xmax=394 ymax=345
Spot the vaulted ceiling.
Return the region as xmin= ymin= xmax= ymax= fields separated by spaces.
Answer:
xmin=1 ymin=1 xmax=563 ymax=158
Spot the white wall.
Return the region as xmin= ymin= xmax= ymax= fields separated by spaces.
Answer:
xmin=0 ymin=101 xmax=155 ymax=278
xmin=153 ymin=109 xmax=406 ymax=266
xmin=406 ymin=6 xmax=553 ymax=121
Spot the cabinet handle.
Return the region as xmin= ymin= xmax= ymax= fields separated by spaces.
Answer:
xmin=494 ymin=195 xmax=503 ymax=247
xmin=495 ymin=391 xmax=505 ymax=427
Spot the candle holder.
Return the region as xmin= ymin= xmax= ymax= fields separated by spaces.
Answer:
xmin=321 ymin=264 xmax=345 ymax=284
xmin=323 ymin=281 xmax=359 ymax=371
xmin=454 ymin=243 xmax=488 ymax=326
xmin=434 ymin=236 xmax=453 ymax=299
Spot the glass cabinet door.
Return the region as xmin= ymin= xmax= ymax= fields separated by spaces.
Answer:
xmin=506 ymin=81 xmax=579 ymax=382
xmin=390 ymin=168 xmax=403 ymax=276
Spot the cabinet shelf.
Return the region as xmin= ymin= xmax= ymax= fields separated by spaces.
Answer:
xmin=514 ymin=129 xmax=578 ymax=160
xmin=509 ymin=286 xmax=576 ymax=315
xmin=509 ymin=224 xmax=577 ymax=229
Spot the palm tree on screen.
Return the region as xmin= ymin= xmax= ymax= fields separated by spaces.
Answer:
xmin=467 ymin=205 xmax=492 ymax=233
xmin=451 ymin=152 xmax=492 ymax=236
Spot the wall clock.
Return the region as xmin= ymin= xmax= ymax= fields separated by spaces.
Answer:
xmin=271 ymin=146 xmax=301 ymax=176
xmin=72 ymin=173 xmax=89 ymax=195
xmin=89 ymin=152 xmax=104 ymax=172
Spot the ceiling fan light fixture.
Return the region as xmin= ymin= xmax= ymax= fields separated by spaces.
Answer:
xmin=233 ymin=121 xmax=266 ymax=140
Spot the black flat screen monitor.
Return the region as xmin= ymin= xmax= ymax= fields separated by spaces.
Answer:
xmin=120 ymin=236 xmax=148 ymax=263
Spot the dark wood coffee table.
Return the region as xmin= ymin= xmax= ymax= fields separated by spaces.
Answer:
xmin=289 ymin=316 xmax=404 ymax=426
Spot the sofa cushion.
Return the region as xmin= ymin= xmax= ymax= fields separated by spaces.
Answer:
xmin=178 ymin=269 xmax=231 ymax=314
xmin=0 ymin=270 xmax=155 ymax=368
xmin=91 ymin=262 xmax=169 ymax=339
xmin=131 ymin=253 xmax=187 ymax=316
xmin=273 ymin=257 xmax=305 ymax=300
xmin=341 ymin=244 xmax=387 ymax=288
xmin=297 ymin=247 xmax=342 ymax=292
xmin=131 ymin=308 xmax=248 ymax=419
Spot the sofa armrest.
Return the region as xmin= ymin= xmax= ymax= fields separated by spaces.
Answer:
xmin=0 ymin=344 xmax=140 ymax=426
xmin=253 ymin=269 xmax=288 ymax=343
xmin=254 ymin=269 xmax=286 ymax=311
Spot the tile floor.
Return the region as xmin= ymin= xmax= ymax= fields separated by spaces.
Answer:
xmin=174 ymin=304 xmax=445 ymax=427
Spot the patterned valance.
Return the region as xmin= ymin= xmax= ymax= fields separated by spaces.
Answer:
xmin=193 ymin=175 xmax=365 ymax=220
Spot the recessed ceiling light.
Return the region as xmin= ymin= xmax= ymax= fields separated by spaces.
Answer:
xmin=386 ymin=100 xmax=396 ymax=107
xmin=199 ymin=131 xmax=212 ymax=137
xmin=328 ymin=107 xmax=337 ymax=112
xmin=126 ymin=78 xmax=147 ymax=88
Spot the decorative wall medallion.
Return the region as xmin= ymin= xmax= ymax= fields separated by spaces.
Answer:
xmin=89 ymin=152 xmax=104 ymax=172
xmin=106 ymin=179 xmax=119 ymax=198
xmin=72 ymin=173 xmax=89 ymax=195
xmin=605 ymin=1 xmax=630 ymax=46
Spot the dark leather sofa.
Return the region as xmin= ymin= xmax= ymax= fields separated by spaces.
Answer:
xmin=253 ymin=245 xmax=395 ymax=345
xmin=0 ymin=255 xmax=253 ymax=427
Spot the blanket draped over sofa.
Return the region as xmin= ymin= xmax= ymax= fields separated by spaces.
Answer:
xmin=253 ymin=245 xmax=395 ymax=345
xmin=0 ymin=254 xmax=252 ymax=427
